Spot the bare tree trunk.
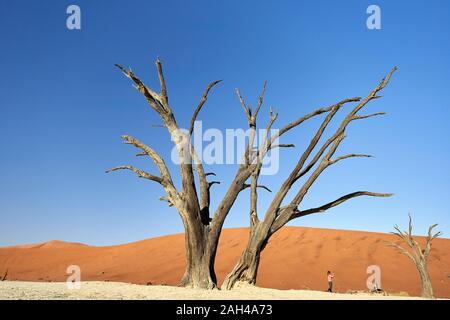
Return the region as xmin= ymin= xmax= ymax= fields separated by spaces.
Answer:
xmin=222 ymin=225 xmax=269 ymax=289
xmin=179 ymin=222 xmax=217 ymax=289
xmin=417 ymin=262 xmax=434 ymax=299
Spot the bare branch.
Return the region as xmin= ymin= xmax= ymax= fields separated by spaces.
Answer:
xmin=243 ymin=184 xmax=272 ymax=193
xmin=387 ymin=241 xmax=416 ymax=262
xmin=353 ymin=112 xmax=386 ymax=120
xmin=390 ymin=226 xmax=415 ymax=249
xmin=236 ymin=81 xmax=267 ymax=127
xmin=236 ymin=88 xmax=252 ymax=123
xmin=277 ymin=97 xmax=361 ymax=138
xmin=106 ymin=165 xmax=162 ymax=184
xmin=189 ymin=80 xmax=222 ymax=136
xmin=135 ymin=152 xmax=147 ymax=157
xmin=115 ymin=64 xmax=165 ymax=114
xmin=271 ymin=143 xmax=295 ymax=149
xmin=253 ymin=80 xmax=267 ymax=119
xmin=121 ymin=135 xmax=174 ymax=187
xmin=425 ymin=223 xmax=442 ymax=257
xmin=408 ymin=213 xmax=413 ymax=237
xmin=293 ymin=191 xmax=393 ymax=218
xmin=254 ymin=108 xmax=278 ymax=164
xmin=208 ymin=181 xmax=221 ymax=189
xmin=433 ymin=231 xmax=443 ymax=238
xmin=156 ymin=57 xmax=169 ymax=108
xmin=159 ymin=195 xmax=174 ymax=207
xmin=328 ymin=154 xmax=373 ymax=165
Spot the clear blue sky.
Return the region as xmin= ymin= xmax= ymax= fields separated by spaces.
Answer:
xmin=0 ymin=0 xmax=449 ymax=246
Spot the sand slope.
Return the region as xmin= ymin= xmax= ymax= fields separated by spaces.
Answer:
xmin=0 ymin=227 xmax=449 ymax=298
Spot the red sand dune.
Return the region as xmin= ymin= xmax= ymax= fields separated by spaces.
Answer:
xmin=0 ymin=227 xmax=449 ymax=298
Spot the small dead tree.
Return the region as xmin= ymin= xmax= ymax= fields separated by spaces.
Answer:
xmin=222 ymin=67 xmax=397 ymax=289
xmin=388 ymin=214 xmax=442 ymax=298
xmin=107 ymin=58 xmax=329 ymax=289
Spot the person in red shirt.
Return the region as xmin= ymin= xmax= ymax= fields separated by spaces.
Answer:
xmin=327 ymin=271 xmax=334 ymax=293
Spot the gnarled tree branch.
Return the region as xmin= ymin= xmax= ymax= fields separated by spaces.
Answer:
xmin=293 ymin=191 xmax=392 ymax=218
xmin=121 ymin=135 xmax=175 ymax=188
xmin=106 ymin=165 xmax=162 ymax=184
xmin=189 ymin=80 xmax=222 ymax=137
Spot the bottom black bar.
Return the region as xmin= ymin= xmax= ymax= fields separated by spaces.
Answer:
xmin=1 ymin=300 xmax=448 ymax=319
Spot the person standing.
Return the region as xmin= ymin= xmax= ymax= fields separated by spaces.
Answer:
xmin=327 ymin=271 xmax=334 ymax=293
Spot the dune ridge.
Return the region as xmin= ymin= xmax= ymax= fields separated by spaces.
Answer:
xmin=0 ymin=227 xmax=449 ymax=298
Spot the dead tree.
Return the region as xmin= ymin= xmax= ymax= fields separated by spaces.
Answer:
xmin=107 ymin=58 xmax=317 ymax=289
xmin=222 ymin=67 xmax=397 ymax=289
xmin=388 ymin=214 xmax=442 ymax=298
xmin=107 ymin=59 xmax=224 ymax=289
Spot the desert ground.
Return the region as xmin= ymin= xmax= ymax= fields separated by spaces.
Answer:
xmin=0 ymin=227 xmax=449 ymax=299
xmin=0 ymin=281 xmax=423 ymax=300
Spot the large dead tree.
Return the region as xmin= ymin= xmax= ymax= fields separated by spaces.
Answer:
xmin=107 ymin=58 xmax=327 ymax=289
xmin=107 ymin=59 xmax=226 ymax=289
xmin=388 ymin=215 xmax=442 ymax=298
xmin=222 ymin=67 xmax=397 ymax=289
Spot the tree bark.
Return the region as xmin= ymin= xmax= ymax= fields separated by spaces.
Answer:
xmin=417 ymin=262 xmax=434 ymax=299
xmin=179 ymin=219 xmax=217 ymax=289
xmin=222 ymin=225 xmax=269 ymax=289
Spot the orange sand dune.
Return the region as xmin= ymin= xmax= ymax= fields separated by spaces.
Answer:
xmin=0 ymin=227 xmax=449 ymax=298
